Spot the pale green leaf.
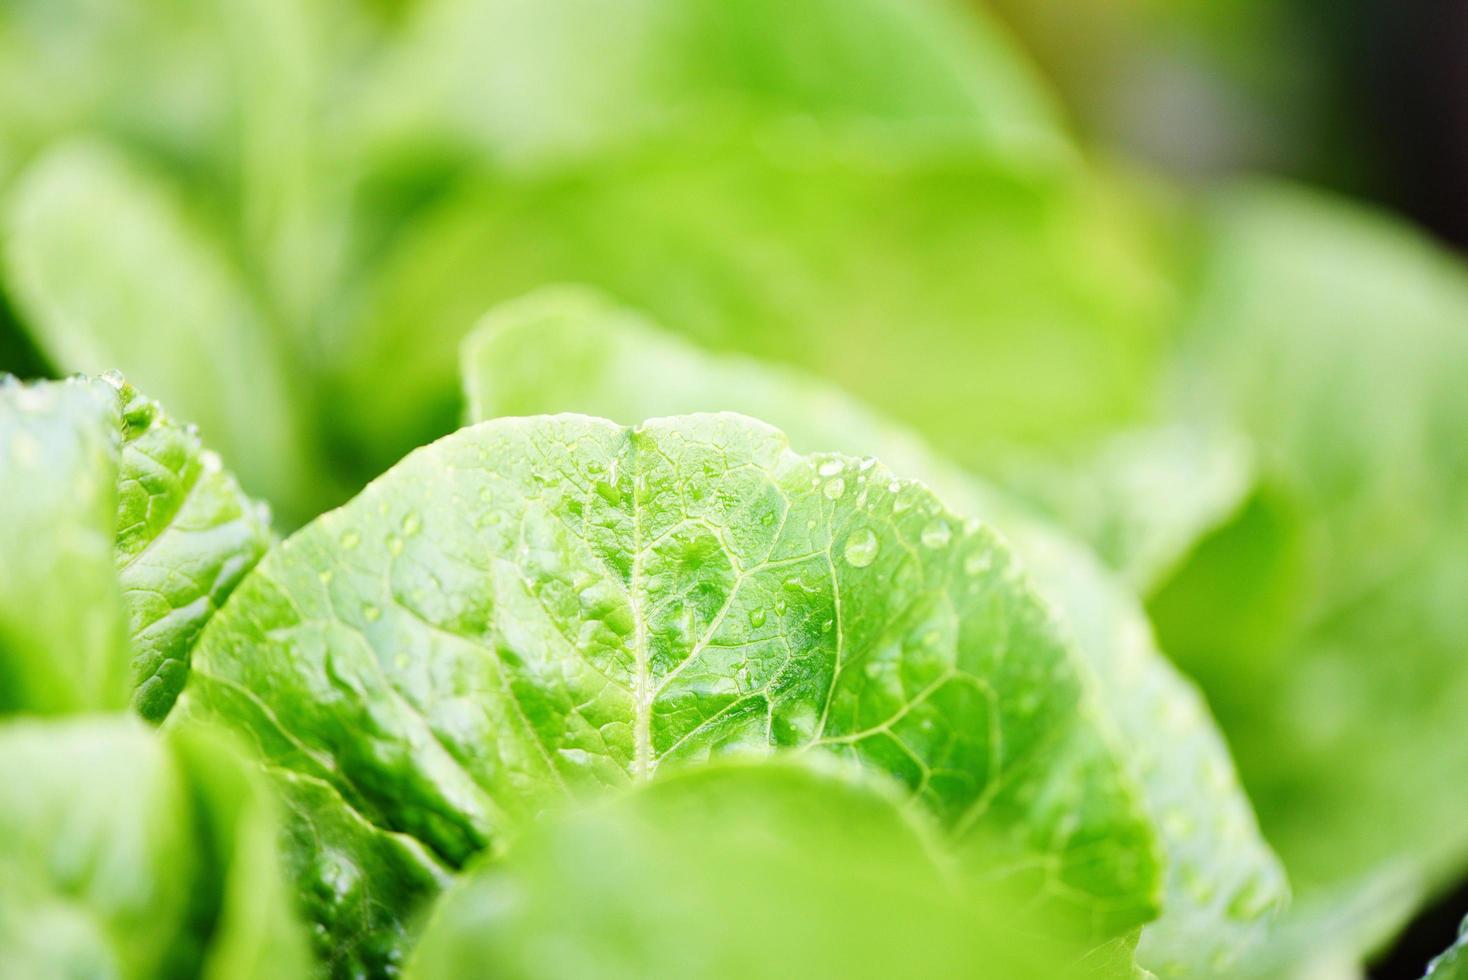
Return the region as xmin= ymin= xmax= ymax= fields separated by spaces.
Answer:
xmin=0 ymin=374 xmax=273 ymax=721
xmin=0 ymin=716 xmax=310 ymax=980
xmin=1157 ymin=183 xmax=1468 ymax=928
xmin=460 ymin=287 xmax=1287 ymax=976
xmin=113 ymin=377 xmax=274 ymax=721
xmin=335 ymin=132 xmax=1175 ymax=479
xmin=408 ymin=759 xmax=1073 ymax=980
xmin=356 ymin=0 xmax=1069 ymax=166
xmin=0 ymin=375 xmax=129 ymax=714
xmin=175 ymin=411 xmax=1161 ymax=973
xmin=1003 ymin=422 xmax=1255 ymax=595
xmin=3 ymin=139 xmax=313 ymax=518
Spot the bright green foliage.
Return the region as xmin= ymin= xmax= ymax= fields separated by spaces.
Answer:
xmin=113 ymin=378 xmax=274 ymax=720
xmin=0 ymin=374 xmax=271 ymax=720
xmin=360 ymin=0 xmax=1068 ymax=165
xmin=1003 ymin=421 xmax=1256 ymax=595
xmin=407 ymin=760 xmax=1068 ymax=980
xmin=460 ymin=287 xmax=1287 ymax=976
xmin=0 ymin=0 xmax=1112 ymax=511
xmin=0 ymin=716 xmax=309 ymax=980
xmin=177 ymin=410 xmax=1163 ymax=973
xmin=3 ymin=141 xmax=312 ymax=517
xmin=1155 ymin=184 xmax=1468 ymax=932
xmin=0 ymin=376 xmax=129 ymax=714
xmin=340 ymin=134 xmax=1174 ymax=478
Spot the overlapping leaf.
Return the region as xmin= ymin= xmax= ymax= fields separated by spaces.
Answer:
xmin=175 ymin=409 xmax=1163 ymax=974
xmin=0 ymin=717 xmax=309 ymax=979
xmin=0 ymin=374 xmax=272 ymax=719
xmin=460 ymin=287 xmax=1286 ymax=976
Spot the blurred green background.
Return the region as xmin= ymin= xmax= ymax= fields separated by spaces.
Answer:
xmin=1 ymin=2 xmax=1465 ymax=977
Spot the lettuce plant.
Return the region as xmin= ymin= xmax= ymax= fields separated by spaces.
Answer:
xmin=0 ymin=717 xmax=308 ymax=979
xmin=2 ymin=1 xmax=1468 ymax=978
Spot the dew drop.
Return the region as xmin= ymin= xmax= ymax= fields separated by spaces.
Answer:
xmin=817 ymin=459 xmax=844 ymax=478
xmin=748 ymin=608 xmax=767 ymax=628
xmin=843 ymin=529 xmax=879 ymax=568
xmin=920 ymin=519 xmax=951 ymax=549
xmin=363 ymin=604 xmax=381 ymax=623
xmin=402 ymin=512 xmax=422 ymax=536
xmin=823 ymin=477 xmax=846 ymax=500
xmin=339 ymin=529 xmax=361 ymax=550
xmin=963 ymin=552 xmax=992 ymax=576
xmin=387 ymin=535 xmax=404 ymax=556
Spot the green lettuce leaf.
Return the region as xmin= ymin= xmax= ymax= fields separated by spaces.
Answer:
xmin=355 ymin=0 xmax=1068 ymax=166
xmin=113 ymin=378 xmax=274 ymax=721
xmin=174 ymin=410 xmax=1163 ymax=973
xmin=0 ymin=716 xmax=310 ymax=979
xmin=0 ymin=375 xmax=129 ymax=714
xmin=2 ymin=140 xmax=313 ymax=519
xmin=1153 ymin=183 xmax=1468 ymax=933
xmin=407 ymin=759 xmax=1071 ymax=980
xmin=1001 ymin=421 xmax=1255 ymax=595
xmin=335 ymin=127 xmax=1175 ymax=480
xmin=0 ymin=374 xmax=272 ymax=720
xmin=460 ymin=287 xmax=1287 ymax=976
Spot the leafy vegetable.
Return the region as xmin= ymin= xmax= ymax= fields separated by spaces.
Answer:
xmin=460 ymin=286 xmax=1286 ymax=976
xmin=0 ymin=373 xmax=271 ymax=719
xmin=3 ymin=141 xmax=312 ymax=517
xmin=175 ymin=409 xmax=1166 ymax=973
xmin=357 ymin=0 xmax=1069 ymax=166
xmin=1153 ymin=183 xmax=1468 ymax=934
xmin=2 ymin=2 xmax=1467 ymax=978
xmin=407 ymin=759 xmax=1067 ymax=980
xmin=1001 ymin=421 xmax=1256 ymax=595
xmin=0 ymin=716 xmax=309 ymax=979
xmin=0 ymin=375 xmax=129 ymax=714
xmin=341 ymin=131 xmax=1175 ymax=478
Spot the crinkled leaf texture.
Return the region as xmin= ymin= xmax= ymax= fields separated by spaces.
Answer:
xmin=0 ymin=716 xmax=309 ymax=980
xmin=176 ymin=411 xmax=1163 ymax=975
xmin=0 ymin=374 xmax=272 ymax=720
xmin=461 ymin=286 xmax=1286 ymax=977
xmin=407 ymin=759 xmax=1067 ymax=980
xmin=113 ymin=378 xmax=275 ymax=720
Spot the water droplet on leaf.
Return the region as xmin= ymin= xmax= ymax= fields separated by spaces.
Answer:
xmin=921 ymin=519 xmax=951 ymax=549
xmin=843 ymin=529 xmax=879 ymax=568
